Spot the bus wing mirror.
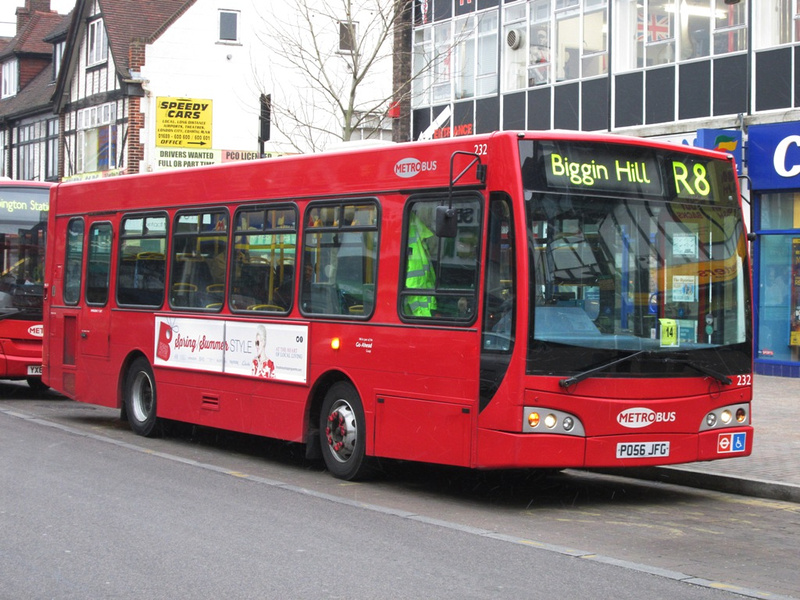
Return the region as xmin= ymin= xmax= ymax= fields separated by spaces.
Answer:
xmin=435 ymin=206 xmax=458 ymax=238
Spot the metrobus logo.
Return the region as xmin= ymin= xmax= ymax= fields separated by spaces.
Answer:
xmin=394 ymin=157 xmax=437 ymax=178
xmin=617 ymin=408 xmax=676 ymax=428
xmin=27 ymin=325 xmax=43 ymax=338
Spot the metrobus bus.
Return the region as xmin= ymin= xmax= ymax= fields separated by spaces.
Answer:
xmin=42 ymin=131 xmax=753 ymax=480
xmin=0 ymin=179 xmax=51 ymax=390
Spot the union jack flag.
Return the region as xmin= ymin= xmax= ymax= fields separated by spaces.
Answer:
xmin=637 ymin=13 xmax=671 ymax=43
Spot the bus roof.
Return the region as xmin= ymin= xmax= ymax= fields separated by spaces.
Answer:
xmin=53 ymin=131 xmax=732 ymax=214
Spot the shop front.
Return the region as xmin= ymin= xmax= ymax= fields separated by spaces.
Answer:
xmin=749 ymin=122 xmax=800 ymax=377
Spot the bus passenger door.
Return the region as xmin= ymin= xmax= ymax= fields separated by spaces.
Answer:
xmin=79 ymin=222 xmax=113 ymax=360
xmin=480 ymin=194 xmax=515 ymax=412
xmin=45 ymin=217 xmax=85 ymax=397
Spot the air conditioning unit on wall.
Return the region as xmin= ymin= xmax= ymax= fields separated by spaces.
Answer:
xmin=507 ymin=28 xmax=525 ymax=50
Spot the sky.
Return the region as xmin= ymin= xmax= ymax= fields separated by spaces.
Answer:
xmin=1 ymin=0 xmax=76 ymax=37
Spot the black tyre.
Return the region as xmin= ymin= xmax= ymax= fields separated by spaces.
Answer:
xmin=26 ymin=377 xmax=48 ymax=393
xmin=124 ymin=357 xmax=160 ymax=437
xmin=319 ymin=382 xmax=371 ymax=480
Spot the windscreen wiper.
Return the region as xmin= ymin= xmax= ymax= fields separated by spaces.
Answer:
xmin=559 ymin=350 xmax=646 ymax=388
xmin=657 ymin=358 xmax=732 ymax=385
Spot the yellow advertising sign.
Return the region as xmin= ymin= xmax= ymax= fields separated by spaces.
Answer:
xmin=156 ymin=97 xmax=212 ymax=148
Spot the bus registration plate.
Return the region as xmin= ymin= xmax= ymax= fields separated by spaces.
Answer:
xmin=616 ymin=441 xmax=670 ymax=459
xmin=27 ymin=365 xmax=42 ymax=375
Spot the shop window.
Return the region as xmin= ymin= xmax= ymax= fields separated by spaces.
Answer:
xmin=760 ymin=191 xmax=800 ymax=230
xmin=758 ymin=235 xmax=795 ymax=362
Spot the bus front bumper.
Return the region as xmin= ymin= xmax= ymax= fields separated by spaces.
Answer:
xmin=475 ymin=426 xmax=753 ymax=469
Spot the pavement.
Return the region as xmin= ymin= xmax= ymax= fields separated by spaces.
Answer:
xmin=605 ymin=374 xmax=800 ymax=503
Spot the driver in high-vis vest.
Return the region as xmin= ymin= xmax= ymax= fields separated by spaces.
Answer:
xmin=404 ymin=213 xmax=437 ymax=317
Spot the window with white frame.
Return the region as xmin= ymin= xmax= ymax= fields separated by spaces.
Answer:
xmin=412 ymin=26 xmax=432 ymax=106
xmin=77 ymin=103 xmax=117 ymax=174
xmin=17 ymin=123 xmax=39 ymax=181
xmin=87 ymin=19 xmax=108 ymax=65
xmin=2 ymin=59 xmax=18 ymax=98
xmin=219 ymin=10 xmax=239 ymax=42
xmin=615 ymin=0 xmax=746 ymax=71
xmin=412 ymin=8 xmax=498 ymax=107
xmin=753 ymin=0 xmax=800 ymax=49
xmin=53 ymin=40 xmax=65 ymax=80
xmin=432 ymin=21 xmax=452 ymax=104
xmin=476 ymin=11 xmax=498 ymax=96
xmin=46 ymin=119 xmax=59 ymax=181
xmin=454 ymin=15 xmax=476 ymax=99
xmin=555 ymin=0 xmax=581 ymax=80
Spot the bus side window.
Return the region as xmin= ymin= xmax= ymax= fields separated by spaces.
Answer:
xmin=301 ymin=201 xmax=378 ymax=317
xmin=85 ymin=222 xmax=112 ymax=305
xmin=230 ymin=205 xmax=297 ymax=313
xmin=482 ymin=196 xmax=515 ymax=351
xmin=400 ymin=196 xmax=481 ymax=321
xmin=171 ymin=210 xmax=228 ymax=310
xmin=117 ymin=214 xmax=167 ymax=307
xmin=63 ymin=218 xmax=85 ymax=305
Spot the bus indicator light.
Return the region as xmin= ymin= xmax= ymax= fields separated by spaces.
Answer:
xmin=528 ymin=412 xmax=540 ymax=428
xmin=331 ymin=337 xmax=341 ymax=350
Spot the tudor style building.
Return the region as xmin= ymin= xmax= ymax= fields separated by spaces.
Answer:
xmin=0 ymin=0 xmax=68 ymax=180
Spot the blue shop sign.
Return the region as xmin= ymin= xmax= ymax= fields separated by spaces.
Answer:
xmin=748 ymin=122 xmax=800 ymax=190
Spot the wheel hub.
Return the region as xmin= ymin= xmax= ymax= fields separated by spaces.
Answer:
xmin=325 ymin=401 xmax=357 ymax=462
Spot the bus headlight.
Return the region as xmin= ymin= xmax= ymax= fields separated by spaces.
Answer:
xmin=523 ymin=407 xmax=585 ymax=436
xmin=699 ymin=403 xmax=749 ymax=431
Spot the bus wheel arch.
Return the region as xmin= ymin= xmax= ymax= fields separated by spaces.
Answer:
xmin=122 ymin=354 xmax=161 ymax=437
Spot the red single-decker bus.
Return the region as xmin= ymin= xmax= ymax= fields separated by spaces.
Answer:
xmin=43 ymin=131 xmax=753 ymax=479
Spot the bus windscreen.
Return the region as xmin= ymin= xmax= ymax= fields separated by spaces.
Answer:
xmin=0 ymin=186 xmax=50 ymax=319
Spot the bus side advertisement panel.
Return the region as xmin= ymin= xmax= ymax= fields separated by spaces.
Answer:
xmin=153 ymin=316 xmax=308 ymax=383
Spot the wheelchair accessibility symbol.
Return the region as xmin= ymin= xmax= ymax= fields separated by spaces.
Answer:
xmin=717 ymin=432 xmax=747 ymax=454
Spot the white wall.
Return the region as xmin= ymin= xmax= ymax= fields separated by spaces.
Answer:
xmin=138 ymin=0 xmax=394 ymax=168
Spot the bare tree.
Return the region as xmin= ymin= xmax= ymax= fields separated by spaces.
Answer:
xmin=253 ymin=0 xmax=415 ymax=153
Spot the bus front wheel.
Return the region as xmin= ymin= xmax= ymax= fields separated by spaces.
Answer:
xmin=320 ymin=382 xmax=371 ymax=480
xmin=124 ymin=357 xmax=160 ymax=437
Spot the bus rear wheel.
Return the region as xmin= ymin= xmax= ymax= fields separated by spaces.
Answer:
xmin=124 ymin=357 xmax=160 ymax=437
xmin=320 ymin=382 xmax=371 ymax=480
